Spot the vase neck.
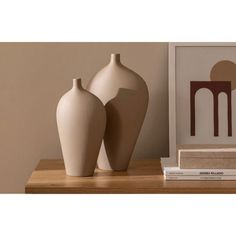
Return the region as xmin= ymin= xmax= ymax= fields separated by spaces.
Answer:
xmin=110 ymin=53 xmax=121 ymax=65
xmin=73 ymin=78 xmax=83 ymax=90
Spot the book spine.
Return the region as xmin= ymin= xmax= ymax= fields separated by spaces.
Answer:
xmin=179 ymin=158 xmax=236 ymax=169
xmin=164 ymin=175 xmax=236 ymax=180
xmin=164 ymin=170 xmax=236 ymax=176
xmin=178 ymin=150 xmax=236 ymax=169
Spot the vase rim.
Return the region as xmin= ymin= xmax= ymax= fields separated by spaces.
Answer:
xmin=72 ymin=78 xmax=83 ymax=90
xmin=110 ymin=53 xmax=121 ymax=64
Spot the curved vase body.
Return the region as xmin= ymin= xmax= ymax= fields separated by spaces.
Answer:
xmin=57 ymin=79 xmax=106 ymax=176
xmin=87 ymin=54 xmax=149 ymax=171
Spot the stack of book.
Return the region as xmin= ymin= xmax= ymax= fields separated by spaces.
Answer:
xmin=161 ymin=145 xmax=236 ymax=180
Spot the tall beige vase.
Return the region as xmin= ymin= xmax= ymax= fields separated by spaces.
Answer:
xmin=56 ymin=78 xmax=106 ymax=176
xmin=87 ymin=54 xmax=149 ymax=171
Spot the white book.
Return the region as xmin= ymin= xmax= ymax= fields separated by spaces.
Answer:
xmin=165 ymin=175 xmax=236 ymax=181
xmin=163 ymin=166 xmax=236 ymax=176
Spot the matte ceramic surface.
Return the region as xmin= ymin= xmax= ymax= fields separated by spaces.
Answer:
xmin=87 ymin=54 xmax=149 ymax=170
xmin=56 ymin=79 xmax=106 ymax=176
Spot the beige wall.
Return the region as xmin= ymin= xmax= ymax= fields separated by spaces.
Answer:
xmin=0 ymin=43 xmax=168 ymax=193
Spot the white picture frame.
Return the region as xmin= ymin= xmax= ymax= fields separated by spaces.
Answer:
xmin=168 ymin=42 xmax=236 ymax=165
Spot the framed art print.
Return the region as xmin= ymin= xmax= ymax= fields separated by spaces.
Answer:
xmin=169 ymin=43 xmax=236 ymax=163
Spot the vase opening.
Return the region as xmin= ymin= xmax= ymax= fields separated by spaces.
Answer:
xmin=110 ymin=53 xmax=121 ymax=64
xmin=73 ymin=78 xmax=83 ymax=90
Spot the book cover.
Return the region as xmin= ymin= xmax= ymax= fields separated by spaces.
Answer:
xmin=163 ymin=166 xmax=236 ymax=176
xmin=164 ymin=175 xmax=236 ymax=181
xmin=178 ymin=149 xmax=236 ymax=169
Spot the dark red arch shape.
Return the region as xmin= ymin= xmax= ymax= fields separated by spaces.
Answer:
xmin=190 ymin=81 xmax=232 ymax=137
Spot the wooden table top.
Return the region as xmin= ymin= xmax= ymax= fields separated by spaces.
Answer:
xmin=25 ymin=159 xmax=236 ymax=193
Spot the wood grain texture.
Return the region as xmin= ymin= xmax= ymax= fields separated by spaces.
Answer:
xmin=25 ymin=159 xmax=236 ymax=193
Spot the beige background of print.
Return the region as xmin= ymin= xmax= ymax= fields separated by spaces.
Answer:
xmin=176 ymin=46 xmax=236 ymax=145
xmin=0 ymin=43 xmax=168 ymax=192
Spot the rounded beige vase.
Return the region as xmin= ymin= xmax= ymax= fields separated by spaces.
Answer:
xmin=56 ymin=78 xmax=106 ymax=176
xmin=87 ymin=54 xmax=149 ymax=171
